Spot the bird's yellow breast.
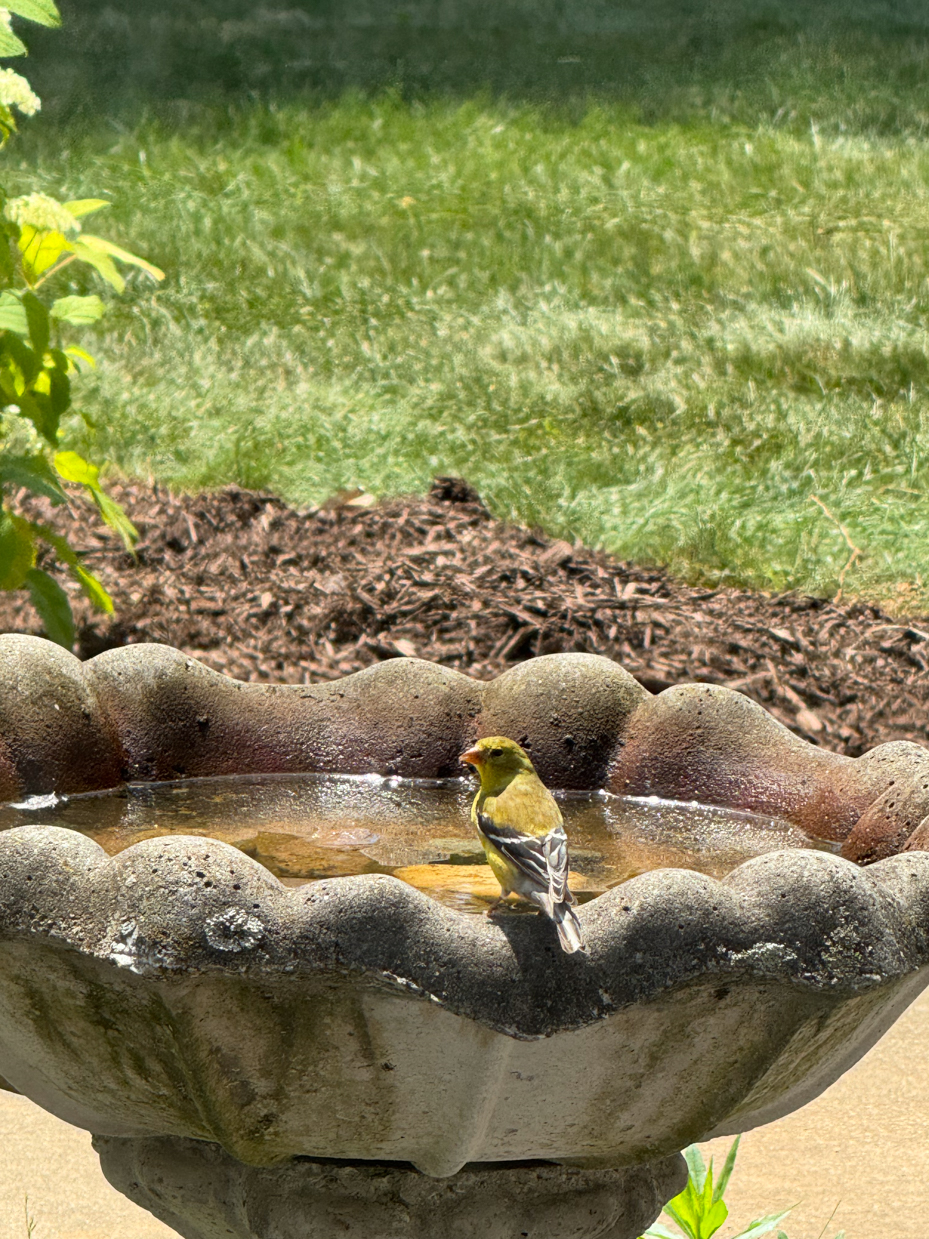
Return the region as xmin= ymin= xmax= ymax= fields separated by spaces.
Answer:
xmin=477 ymin=829 xmax=519 ymax=890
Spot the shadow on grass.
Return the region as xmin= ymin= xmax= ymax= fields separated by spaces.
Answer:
xmin=21 ymin=0 xmax=929 ymax=132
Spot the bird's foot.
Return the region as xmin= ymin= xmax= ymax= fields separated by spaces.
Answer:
xmin=485 ymin=896 xmax=508 ymax=917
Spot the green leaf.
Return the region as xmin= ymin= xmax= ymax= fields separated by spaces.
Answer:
xmin=659 ymin=1148 xmax=732 ymax=1239
xmin=1 ymin=326 xmax=39 ymax=383
xmin=25 ymin=567 xmax=73 ymax=648
xmin=714 ymin=1137 xmax=740 ymax=1203
xmin=731 ymin=1208 xmax=795 ymax=1239
xmin=50 ymin=294 xmax=105 ymax=325
xmin=71 ymin=561 xmax=112 ymax=612
xmin=0 ymin=224 xmax=16 ymax=283
xmin=0 ymin=290 xmax=27 ymax=334
xmin=78 ymin=233 xmax=165 ymax=282
xmin=0 ymin=510 xmax=34 ymax=589
xmin=63 ymin=345 xmax=96 ymax=371
xmin=642 ymin=1226 xmax=681 ymax=1239
xmin=665 ymin=1192 xmax=701 ymax=1239
xmin=18 ymin=227 xmax=72 ymax=283
xmin=54 ymin=449 xmax=98 ymax=486
xmin=0 ymin=25 xmax=27 ymax=56
xmin=33 ymin=522 xmax=113 ymax=613
xmin=701 ymin=1199 xmax=728 ymax=1239
xmin=0 ymin=104 xmax=16 ymax=146
xmin=47 ymin=346 xmax=68 ymax=373
xmin=45 ymin=364 xmax=70 ymax=418
xmin=54 ymin=450 xmax=138 ymax=551
xmin=17 ymin=389 xmax=59 ymax=444
xmin=0 ymin=452 xmax=65 ymax=502
xmin=5 ymin=0 xmax=61 ymax=28
xmin=93 ymin=485 xmax=138 ymax=551
xmin=683 ymin=1147 xmax=707 ymax=1195
xmin=21 ymin=290 xmax=48 ymax=355
xmin=61 ymin=199 xmax=109 ymax=218
xmin=68 ymin=239 xmax=123 ymax=292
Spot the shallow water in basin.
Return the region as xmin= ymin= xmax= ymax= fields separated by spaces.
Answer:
xmin=0 ymin=774 xmax=836 ymax=914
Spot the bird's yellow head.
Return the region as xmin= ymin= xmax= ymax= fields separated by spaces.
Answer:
xmin=460 ymin=736 xmax=536 ymax=792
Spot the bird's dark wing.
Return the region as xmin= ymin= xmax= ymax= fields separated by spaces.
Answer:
xmin=477 ymin=813 xmax=572 ymax=900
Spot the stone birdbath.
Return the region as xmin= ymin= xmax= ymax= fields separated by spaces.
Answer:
xmin=1 ymin=634 xmax=929 ymax=1239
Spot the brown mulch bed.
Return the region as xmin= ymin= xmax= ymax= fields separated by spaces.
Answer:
xmin=1 ymin=477 xmax=927 ymax=758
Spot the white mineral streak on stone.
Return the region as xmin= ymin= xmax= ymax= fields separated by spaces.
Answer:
xmin=109 ymin=920 xmax=139 ymax=970
xmin=726 ymin=942 xmax=800 ymax=975
xmin=382 ymin=971 xmax=439 ymax=1001
xmin=204 ymin=907 xmax=264 ymax=952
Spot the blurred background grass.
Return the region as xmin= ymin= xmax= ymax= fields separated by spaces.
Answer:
xmin=11 ymin=0 xmax=929 ymax=608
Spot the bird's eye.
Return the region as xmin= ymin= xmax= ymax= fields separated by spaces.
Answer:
xmin=490 ymin=748 xmax=503 ymax=758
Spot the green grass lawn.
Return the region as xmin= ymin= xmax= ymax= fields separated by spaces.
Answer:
xmin=11 ymin=0 xmax=929 ymax=609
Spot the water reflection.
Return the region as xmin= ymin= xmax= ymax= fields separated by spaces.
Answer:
xmin=0 ymin=773 xmax=834 ymax=914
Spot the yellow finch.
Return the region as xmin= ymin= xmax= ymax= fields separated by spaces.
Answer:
xmin=460 ymin=736 xmax=585 ymax=954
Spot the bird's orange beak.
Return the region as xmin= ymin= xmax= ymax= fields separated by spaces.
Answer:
xmin=460 ymin=746 xmax=482 ymax=769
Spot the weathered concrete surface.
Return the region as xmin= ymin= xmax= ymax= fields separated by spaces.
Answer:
xmin=0 ymin=635 xmax=122 ymax=798
xmin=606 ymin=683 xmax=854 ymax=837
xmin=8 ymin=987 xmax=929 ymax=1239
xmin=841 ymin=767 xmax=929 ymax=864
xmin=0 ymin=826 xmax=928 ymax=1177
xmin=478 ymin=653 xmax=647 ymax=788
xmin=87 ymin=645 xmax=483 ymax=782
xmin=4 ymin=637 xmax=929 ymax=1230
xmin=95 ymin=1138 xmax=686 ymax=1239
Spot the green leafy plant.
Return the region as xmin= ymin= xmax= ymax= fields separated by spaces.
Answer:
xmin=640 ymin=1139 xmax=801 ymax=1239
xmin=0 ymin=0 xmax=163 ymax=648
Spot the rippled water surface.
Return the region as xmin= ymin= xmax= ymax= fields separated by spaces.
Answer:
xmin=0 ymin=774 xmax=835 ymax=913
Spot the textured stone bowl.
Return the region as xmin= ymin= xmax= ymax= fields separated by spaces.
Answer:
xmin=2 ymin=635 xmax=929 ymax=1233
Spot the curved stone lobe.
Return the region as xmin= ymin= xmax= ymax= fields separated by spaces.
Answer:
xmin=85 ymin=644 xmax=482 ymax=781
xmin=842 ymin=770 xmax=929 ymax=865
xmin=477 ymin=653 xmax=648 ymax=788
xmin=608 ymin=683 xmax=856 ymax=838
xmin=95 ymin=1135 xmax=687 ymax=1239
xmin=0 ymin=635 xmax=121 ymax=796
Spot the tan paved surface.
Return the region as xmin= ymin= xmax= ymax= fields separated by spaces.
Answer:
xmin=0 ymin=1094 xmax=173 ymax=1239
xmin=0 ymin=986 xmax=927 ymax=1239
xmin=700 ymin=985 xmax=929 ymax=1239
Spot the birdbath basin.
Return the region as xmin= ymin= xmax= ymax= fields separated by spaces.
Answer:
xmin=1 ymin=634 xmax=929 ymax=1239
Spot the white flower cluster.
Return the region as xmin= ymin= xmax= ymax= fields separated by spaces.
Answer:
xmin=0 ymin=68 xmax=40 ymax=118
xmin=4 ymin=193 xmax=79 ymax=234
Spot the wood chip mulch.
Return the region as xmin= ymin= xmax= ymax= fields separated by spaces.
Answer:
xmin=1 ymin=476 xmax=927 ymax=759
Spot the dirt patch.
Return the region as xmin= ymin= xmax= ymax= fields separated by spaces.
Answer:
xmin=1 ymin=478 xmax=926 ymax=758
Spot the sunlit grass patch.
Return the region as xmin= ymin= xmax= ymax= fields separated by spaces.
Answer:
xmin=10 ymin=82 xmax=929 ymax=609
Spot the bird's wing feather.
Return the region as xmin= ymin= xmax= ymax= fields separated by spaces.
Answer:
xmin=477 ymin=812 xmax=552 ymax=889
xmin=543 ymin=826 xmax=572 ymax=904
xmin=474 ymin=771 xmax=571 ymax=897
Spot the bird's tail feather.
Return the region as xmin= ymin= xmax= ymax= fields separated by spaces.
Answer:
xmin=530 ymin=890 xmax=586 ymax=954
xmin=552 ymin=900 xmax=585 ymax=954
